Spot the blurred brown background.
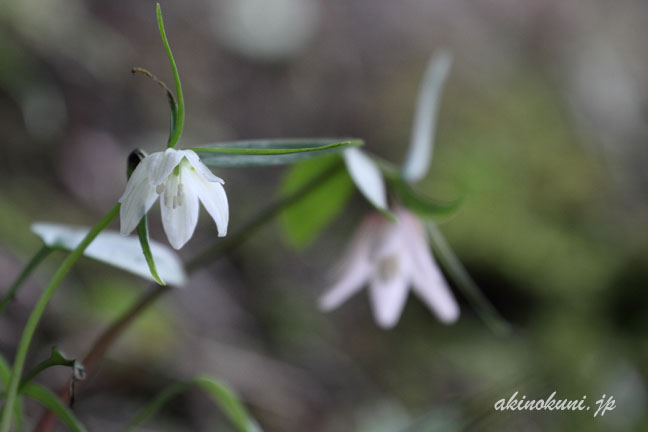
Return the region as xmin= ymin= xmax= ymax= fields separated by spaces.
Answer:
xmin=1 ymin=0 xmax=648 ymax=431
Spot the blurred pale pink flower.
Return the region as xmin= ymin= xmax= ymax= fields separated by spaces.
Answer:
xmin=319 ymin=208 xmax=459 ymax=328
xmin=119 ymin=148 xmax=229 ymax=249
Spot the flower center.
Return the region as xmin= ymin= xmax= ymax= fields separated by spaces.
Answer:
xmin=377 ymin=256 xmax=399 ymax=283
xmin=157 ymin=173 xmax=185 ymax=209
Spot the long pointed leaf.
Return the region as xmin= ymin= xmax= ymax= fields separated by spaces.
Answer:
xmin=393 ymin=178 xmax=463 ymax=219
xmin=191 ymin=138 xmax=363 ymax=167
xmin=156 ymin=4 xmax=184 ymax=148
xmin=195 ymin=377 xmax=261 ymax=432
xmin=137 ymin=216 xmax=165 ymax=285
xmin=21 ymin=383 xmax=88 ymax=432
xmin=124 ymin=376 xmax=259 ymax=432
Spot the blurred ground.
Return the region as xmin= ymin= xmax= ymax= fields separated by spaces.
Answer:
xmin=1 ymin=0 xmax=648 ymax=431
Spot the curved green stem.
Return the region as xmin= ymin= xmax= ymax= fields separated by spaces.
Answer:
xmin=156 ymin=4 xmax=184 ymax=149
xmin=187 ymin=162 xmax=344 ymax=271
xmin=34 ymin=162 xmax=345 ymax=432
xmin=19 ymin=347 xmax=79 ymax=392
xmin=0 ymin=204 xmax=120 ymax=432
xmin=33 ymin=164 xmax=345 ymax=432
xmin=0 ymin=245 xmax=52 ymax=314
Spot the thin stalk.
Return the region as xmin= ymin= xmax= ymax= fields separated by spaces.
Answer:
xmin=35 ymin=162 xmax=345 ymax=432
xmin=188 ymin=162 xmax=344 ymax=272
xmin=0 ymin=245 xmax=52 ymax=314
xmin=0 ymin=203 xmax=120 ymax=432
xmin=19 ymin=350 xmax=75 ymax=392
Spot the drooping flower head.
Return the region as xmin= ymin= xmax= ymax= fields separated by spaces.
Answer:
xmin=318 ymin=52 xmax=463 ymax=328
xmin=320 ymin=207 xmax=459 ymax=328
xmin=120 ymin=148 xmax=228 ymax=249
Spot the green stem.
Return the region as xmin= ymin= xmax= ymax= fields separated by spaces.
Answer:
xmin=0 ymin=203 xmax=120 ymax=432
xmin=19 ymin=350 xmax=75 ymax=392
xmin=156 ymin=4 xmax=184 ymax=149
xmin=34 ymin=165 xmax=344 ymax=432
xmin=0 ymin=245 xmax=52 ymax=314
xmin=187 ymin=162 xmax=344 ymax=272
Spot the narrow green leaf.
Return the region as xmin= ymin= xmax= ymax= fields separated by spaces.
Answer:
xmin=191 ymin=138 xmax=363 ymax=167
xmin=194 ymin=376 xmax=261 ymax=432
xmin=124 ymin=376 xmax=259 ymax=432
xmin=279 ymin=155 xmax=353 ymax=249
xmin=137 ymin=217 xmax=165 ymax=286
xmin=426 ymin=222 xmax=511 ymax=336
xmin=21 ymin=383 xmax=88 ymax=432
xmin=156 ymin=3 xmax=184 ymax=148
xmin=392 ymin=178 xmax=463 ymax=220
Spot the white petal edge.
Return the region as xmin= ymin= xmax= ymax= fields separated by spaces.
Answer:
xmin=183 ymin=150 xmax=225 ymax=184
xmin=160 ymin=171 xmax=200 ymax=249
xmin=319 ymin=260 xmax=372 ymax=312
xmin=148 ymin=148 xmax=185 ymax=186
xmin=319 ymin=215 xmax=379 ymax=311
xmin=31 ymin=222 xmax=187 ymax=286
xmin=186 ymin=168 xmax=229 ymax=237
xmin=343 ymin=148 xmax=388 ymax=211
xmin=401 ymin=51 xmax=452 ymax=183
xmin=401 ymin=211 xmax=459 ymax=323
xmin=119 ymin=160 xmax=158 ymax=236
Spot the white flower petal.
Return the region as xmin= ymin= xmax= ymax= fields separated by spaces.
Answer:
xmin=186 ymin=168 xmax=229 ymax=236
xmin=319 ymin=214 xmax=379 ymax=311
xmin=31 ymin=223 xmax=187 ymax=286
xmin=368 ymin=257 xmax=410 ymax=329
xmin=401 ymin=211 xmax=459 ymax=323
xmin=183 ymin=150 xmax=225 ymax=184
xmin=402 ymin=51 xmax=452 ymax=183
xmin=343 ymin=148 xmax=388 ymax=211
xmin=148 ymin=148 xmax=185 ymax=186
xmin=371 ymin=220 xmax=404 ymax=263
xmin=119 ymin=156 xmax=152 ymax=203
xmin=119 ymin=160 xmax=158 ymax=236
xmin=330 ymin=213 xmax=379 ymax=276
xmin=319 ymin=261 xmax=372 ymax=312
xmin=160 ymin=171 xmax=200 ymax=249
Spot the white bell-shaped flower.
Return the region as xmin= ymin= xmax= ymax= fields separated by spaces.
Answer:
xmin=119 ymin=148 xmax=229 ymax=249
xmin=319 ymin=207 xmax=459 ymax=328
